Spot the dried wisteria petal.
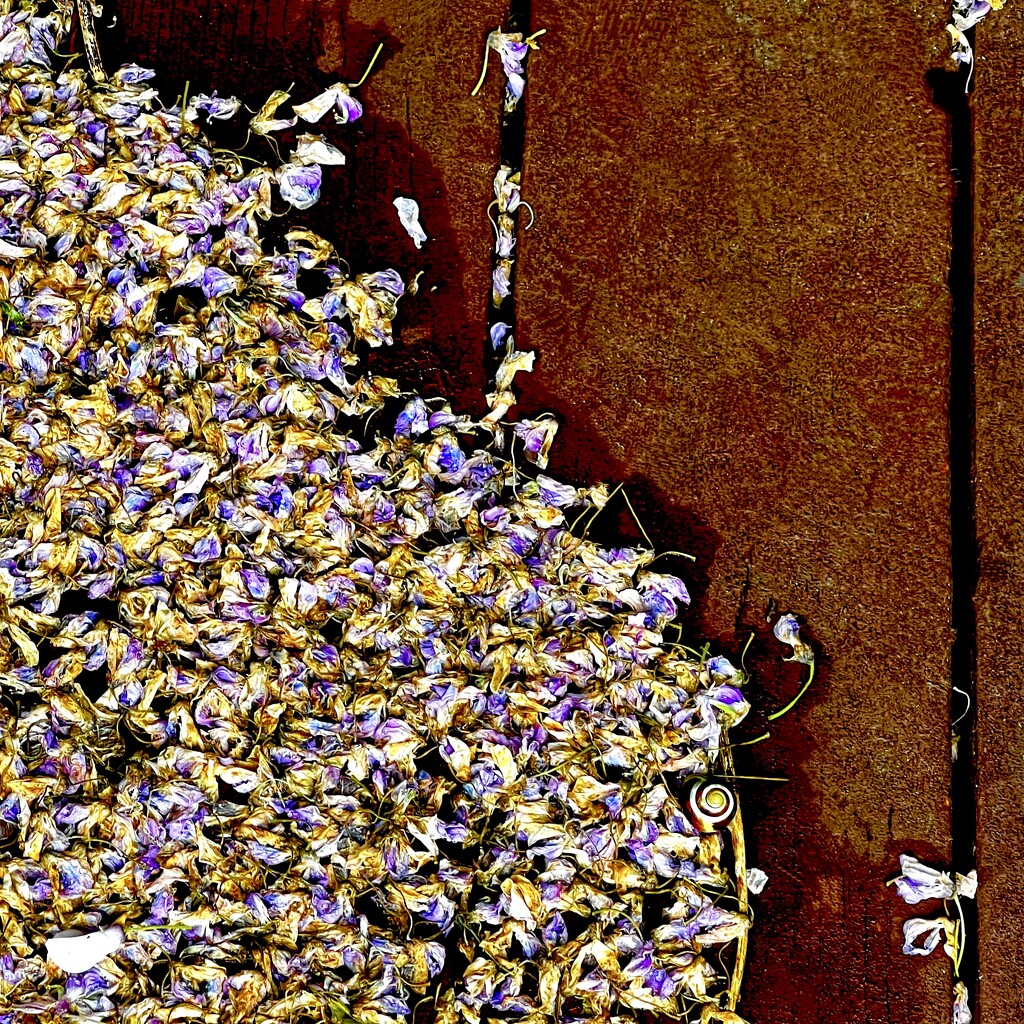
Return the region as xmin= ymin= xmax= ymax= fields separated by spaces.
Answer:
xmin=773 ymin=612 xmax=814 ymax=665
xmin=946 ymin=23 xmax=974 ymax=68
xmin=947 ymin=0 xmax=1004 ymax=82
xmin=482 ymin=28 xmax=544 ymax=112
xmin=292 ymin=133 xmax=347 ymax=165
xmin=901 ymin=916 xmax=957 ymax=957
xmin=185 ymin=91 xmax=241 ymax=121
xmin=956 ymin=870 xmax=978 ymax=900
xmin=250 ymin=88 xmax=297 ymax=133
xmin=512 ymin=416 xmax=558 ymax=467
xmin=493 ymin=260 xmax=512 ymax=303
xmin=394 ymin=196 xmax=428 ymax=248
xmin=490 ymin=321 xmax=512 ymax=349
xmin=953 ymin=980 xmax=972 ymax=1024
xmin=745 ymin=868 xmax=768 ymax=895
xmin=278 ymin=160 xmax=323 ymax=208
xmin=894 ymin=854 xmax=957 ymax=904
xmin=891 ymin=853 xmax=977 ymax=934
xmin=293 ymin=81 xmax=363 ymax=123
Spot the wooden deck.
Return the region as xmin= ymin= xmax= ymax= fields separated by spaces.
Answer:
xmin=104 ymin=0 xmax=1021 ymax=1020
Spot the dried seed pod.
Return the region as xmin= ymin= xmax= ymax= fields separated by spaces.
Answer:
xmin=684 ymin=778 xmax=737 ymax=832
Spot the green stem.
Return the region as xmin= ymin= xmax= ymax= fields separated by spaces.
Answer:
xmin=767 ymin=660 xmax=816 ymax=722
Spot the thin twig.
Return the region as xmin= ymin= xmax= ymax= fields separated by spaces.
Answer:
xmin=76 ymin=0 xmax=105 ymax=81
xmin=767 ymin=660 xmax=816 ymax=722
xmin=621 ymin=488 xmax=654 ymax=549
xmin=470 ymin=31 xmax=495 ymax=96
xmin=350 ymin=42 xmax=385 ymax=88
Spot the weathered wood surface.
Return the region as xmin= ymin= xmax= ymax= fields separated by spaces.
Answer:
xmin=105 ymin=1 xmax=962 ymax=1022
xmin=974 ymin=13 xmax=1024 ymax=1024
xmin=515 ymin=2 xmax=955 ymax=1023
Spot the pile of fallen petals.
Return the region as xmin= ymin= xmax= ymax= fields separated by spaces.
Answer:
xmin=0 ymin=3 xmax=754 ymax=1022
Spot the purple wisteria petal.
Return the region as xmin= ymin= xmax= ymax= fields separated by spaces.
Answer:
xmin=773 ymin=612 xmax=814 ymax=664
xmin=185 ymin=91 xmax=242 ymax=121
xmin=201 ymin=265 xmax=239 ymax=300
xmin=901 ymin=916 xmax=955 ymax=957
xmin=893 ymin=854 xmax=956 ymax=905
xmin=277 ymin=161 xmax=322 ymax=210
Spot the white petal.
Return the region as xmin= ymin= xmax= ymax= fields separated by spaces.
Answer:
xmin=901 ymin=915 xmax=956 ymax=957
xmin=745 ymin=867 xmax=769 ymax=895
xmin=0 ymin=239 xmax=35 ymax=258
xmin=955 ymin=870 xmax=978 ymax=900
xmin=901 ymin=917 xmax=943 ymax=956
xmin=293 ymin=86 xmax=343 ymax=123
xmin=393 ymin=197 xmax=428 ymax=249
xmin=46 ymin=926 xmax=124 ymax=973
xmin=252 ymin=116 xmax=297 ymax=134
xmin=292 ymin=134 xmax=346 ymax=166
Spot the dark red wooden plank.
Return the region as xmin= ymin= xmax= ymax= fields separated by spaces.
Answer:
xmin=108 ymin=0 xmax=508 ymax=413
xmin=516 ymin=2 xmax=955 ymax=1021
xmin=973 ymin=12 xmax=1024 ymax=1024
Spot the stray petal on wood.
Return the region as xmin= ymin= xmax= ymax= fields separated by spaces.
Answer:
xmin=745 ymin=868 xmax=768 ymax=895
xmin=901 ymin=916 xmax=957 ymax=957
xmin=953 ymin=980 xmax=972 ymax=1024
xmin=292 ymin=133 xmax=347 ymax=165
xmin=393 ymin=196 xmax=428 ymax=248
xmin=772 ymin=613 xmax=814 ymax=665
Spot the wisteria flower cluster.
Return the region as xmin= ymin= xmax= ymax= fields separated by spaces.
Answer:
xmin=470 ymin=28 xmax=546 ymax=113
xmin=490 ymin=165 xmax=522 ymax=308
xmin=0 ymin=3 xmax=756 ymax=1023
xmin=890 ymin=855 xmax=978 ymax=1023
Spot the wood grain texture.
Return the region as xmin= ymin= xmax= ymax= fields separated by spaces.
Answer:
xmin=107 ymin=0 xmax=508 ymax=414
xmin=515 ymin=2 xmax=955 ymax=1021
xmin=973 ymin=12 xmax=1024 ymax=1024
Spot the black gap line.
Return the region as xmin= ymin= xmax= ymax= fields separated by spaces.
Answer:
xmin=928 ymin=49 xmax=978 ymax=1007
xmin=484 ymin=0 xmax=532 ymax=386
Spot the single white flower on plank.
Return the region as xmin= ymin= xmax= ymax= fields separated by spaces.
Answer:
xmin=893 ymin=854 xmax=956 ymax=904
